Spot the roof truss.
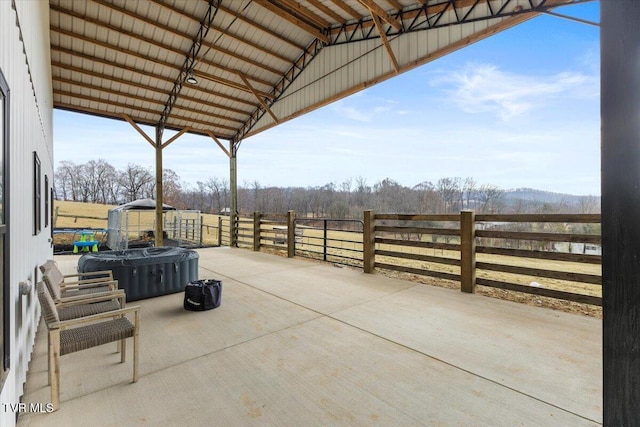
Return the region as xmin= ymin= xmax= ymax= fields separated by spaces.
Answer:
xmin=49 ymin=0 xmax=590 ymax=142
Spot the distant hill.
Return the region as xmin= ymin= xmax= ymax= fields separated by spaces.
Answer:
xmin=503 ymin=188 xmax=599 ymax=206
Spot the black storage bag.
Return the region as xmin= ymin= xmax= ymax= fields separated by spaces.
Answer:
xmin=184 ymin=279 xmax=222 ymax=311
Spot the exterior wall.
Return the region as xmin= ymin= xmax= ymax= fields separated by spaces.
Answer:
xmin=0 ymin=1 xmax=54 ymax=425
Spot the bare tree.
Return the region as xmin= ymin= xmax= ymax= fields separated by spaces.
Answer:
xmin=462 ymin=177 xmax=476 ymax=210
xmin=477 ymin=184 xmax=505 ymax=213
xmin=163 ymin=168 xmax=182 ymax=207
xmin=436 ymin=177 xmax=462 ymax=213
xmin=353 ymin=176 xmax=372 ymax=209
xmin=413 ymin=181 xmax=440 ymax=213
xmin=55 ymin=160 xmax=83 ymax=201
xmin=118 ymin=164 xmax=154 ymax=202
xmin=78 ymin=159 xmax=119 ymax=204
xmin=576 ymin=195 xmax=600 ymax=214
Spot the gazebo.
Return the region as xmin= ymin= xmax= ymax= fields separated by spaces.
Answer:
xmin=107 ymin=198 xmax=201 ymax=250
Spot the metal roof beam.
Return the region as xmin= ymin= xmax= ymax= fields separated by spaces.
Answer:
xmin=234 ymin=38 xmax=324 ymax=141
xmin=253 ymin=0 xmax=330 ymax=43
xmin=357 ymin=0 xmax=403 ymax=31
xmin=54 ymin=90 xmax=239 ymax=132
xmin=91 ymin=0 xmax=282 ymax=76
xmin=307 ymin=0 xmax=347 ymax=24
xmin=217 ymin=3 xmax=306 ymax=50
xmin=158 ymin=0 xmax=220 ymax=132
xmin=384 ymin=0 xmax=404 ymax=12
xmin=151 ymin=0 xmax=295 ymax=64
xmin=329 ymin=0 xmax=574 ymax=43
xmin=50 ymin=45 xmax=258 ymax=108
xmin=50 ymin=3 xmax=276 ymax=89
xmin=273 ymin=0 xmax=332 ymax=28
xmin=329 ymin=0 xmax=361 ymax=20
xmin=52 ymin=76 xmax=246 ymax=125
xmin=54 ymin=103 xmax=234 ymax=139
xmin=51 ymin=27 xmax=274 ymax=96
xmin=50 ymin=62 xmax=252 ymax=116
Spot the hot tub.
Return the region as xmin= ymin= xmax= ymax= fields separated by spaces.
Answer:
xmin=78 ymin=247 xmax=199 ymax=301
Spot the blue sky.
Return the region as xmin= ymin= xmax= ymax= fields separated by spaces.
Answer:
xmin=54 ymin=2 xmax=600 ymax=196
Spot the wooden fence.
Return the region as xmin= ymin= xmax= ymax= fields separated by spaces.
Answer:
xmin=239 ymin=210 xmax=602 ymax=306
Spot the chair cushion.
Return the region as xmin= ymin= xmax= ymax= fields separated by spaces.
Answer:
xmin=57 ymin=300 xmax=121 ymax=321
xmin=60 ymin=317 xmax=134 ymax=355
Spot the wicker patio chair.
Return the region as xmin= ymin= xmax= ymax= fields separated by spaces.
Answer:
xmin=55 ymin=290 xmax=125 ymax=321
xmin=42 ymin=264 xmax=120 ymax=304
xmin=40 ymin=259 xmax=114 ymax=284
xmin=36 ymin=282 xmax=140 ymax=411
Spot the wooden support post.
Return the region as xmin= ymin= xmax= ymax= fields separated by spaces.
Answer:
xmin=229 ymin=141 xmax=238 ymax=247
xmin=287 ymin=210 xmax=295 ymax=258
xmin=154 ymin=127 xmax=164 ymax=248
xmin=50 ymin=330 xmax=60 ymax=411
xmin=217 ymin=216 xmax=223 ymax=247
xmin=601 ymin=2 xmax=640 ymax=423
xmin=199 ymin=215 xmax=203 ymax=246
xmin=363 ymin=210 xmax=375 ymax=273
xmin=253 ymin=211 xmax=261 ymax=251
xmin=460 ymin=210 xmax=476 ymax=293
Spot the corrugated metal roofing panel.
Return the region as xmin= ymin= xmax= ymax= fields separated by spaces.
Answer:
xmin=49 ymin=0 xmax=575 ymax=140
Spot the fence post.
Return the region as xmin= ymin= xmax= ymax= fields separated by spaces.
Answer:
xmin=217 ymin=216 xmax=223 ymax=247
xmin=253 ymin=211 xmax=261 ymax=251
xmin=460 ymin=210 xmax=476 ymax=293
xmin=287 ymin=210 xmax=295 ymax=258
xmin=363 ymin=210 xmax=375 ymax=273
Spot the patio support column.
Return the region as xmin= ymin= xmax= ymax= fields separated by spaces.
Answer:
xmin=601 ymin=1 xmax=640 ymax=424
xmin=287 ymin=210 xmax=295 ymax=258
xmin=230 ymin=140 xmax=238 ymax=247
xmin=155 ymin=126 xmax=164 ymax=247
xmin=460 ymin=210 xmax=476 ymax=294
xmin=253 ymin=211 xmax=261 ymax=251
xmin=363 ymin=210 xmax=375 ymax=273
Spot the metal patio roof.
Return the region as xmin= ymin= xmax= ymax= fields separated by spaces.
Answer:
xmin=49 ymin=0 xmax=586 ymax=144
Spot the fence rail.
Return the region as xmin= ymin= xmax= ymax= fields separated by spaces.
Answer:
xmin=216 ymin=210 xmax=602 ymax=306
xmin=294 ymin=218 xmax=364 ymax=266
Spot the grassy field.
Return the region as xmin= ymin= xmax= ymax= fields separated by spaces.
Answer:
xmin=54 ymin=200 xmax=602 ymax=318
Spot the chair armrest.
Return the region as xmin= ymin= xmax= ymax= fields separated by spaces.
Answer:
xmin=50 ymin=305 xmax=140 ymax=330
xmin=57 ymin=288 xmax=124 ymax=304
xmin=61 ymin=277 xmax=115 ymax=287
xmin=60 ymin=279 xmax=118 ymax=291
xmin=64 ymin=270 xmax=113 ymax=281
xmin=56 ymin=290 xmax=126 ymax=308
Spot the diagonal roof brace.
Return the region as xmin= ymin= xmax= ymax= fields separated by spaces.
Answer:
xmin=369 ymin=10 xmax=400 ymax=73
xmin=157 ymin=0 xmax=221 ymax=137
xmin=357 ymin=0 xmax=403 ymax=31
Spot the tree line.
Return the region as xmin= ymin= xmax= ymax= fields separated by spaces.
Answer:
xmin=55 ymin=160 xmax=600 ymax=217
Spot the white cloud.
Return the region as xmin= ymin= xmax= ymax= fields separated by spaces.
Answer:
xmin=331 ymin=97 xmax=399 ymax=123
xmin=431 ymin=63 xmax=598 ymax=121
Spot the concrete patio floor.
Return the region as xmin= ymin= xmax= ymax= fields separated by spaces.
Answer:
xmin=20 ymin=247 xmax=602 ymax=426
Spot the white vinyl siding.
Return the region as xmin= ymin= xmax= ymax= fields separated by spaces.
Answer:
xmin=0 ymin=2 xmax=54 ymax=426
